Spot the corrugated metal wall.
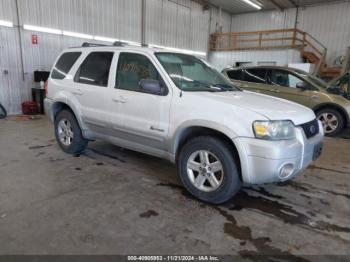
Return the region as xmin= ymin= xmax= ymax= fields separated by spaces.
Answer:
xmin=229 ymin=8 xmax=296 ymax=31
xmin=297 ymin=1 xmax=350 ymax=64
xmin=0 ymin=0 xmax=211 ymax=114
xmin=209 ymin=1 xmax=350 ymax=72
xmin=145 ymin=0 xmax=209 ymax=51
xmin=18 ymin=0 xmax=142 ymax=43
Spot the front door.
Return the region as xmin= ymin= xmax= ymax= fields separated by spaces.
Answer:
xmin=107 ymin=52 xmax=172 ymax=154
xmin=266 ymin=69 xmax=314 ymax=107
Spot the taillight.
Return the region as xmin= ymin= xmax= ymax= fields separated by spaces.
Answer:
xmin=44 ymin=81 xmax=48 ymax=96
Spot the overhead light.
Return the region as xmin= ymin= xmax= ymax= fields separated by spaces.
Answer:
xmin=23 ymin=24 xmax=61 ymax=34
xmin=63 ymin=31 xmax=93 ymax=39
xmin=0 ymin=20 xmax=13 ymax=27
xmin=94 ymin=36 xmax=118 ymax=42
xmin=149 ymin=44 xmax=206 ymax=56
xmin=241 ymin=0 xmax=262 ymax=10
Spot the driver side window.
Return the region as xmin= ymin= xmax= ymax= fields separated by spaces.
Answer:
xmin=270 ymin=70 xmax=303 ymax=88
xmin=116 ymin=53 xmax=161 ymax=92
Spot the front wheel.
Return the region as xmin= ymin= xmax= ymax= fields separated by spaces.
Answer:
xmin=316 ymin=108 xmax=344 ymax=137
xmin=178 ymin=136 xmax=241 ymax=204
xmin=54 ymin=110 xmax=88 ymax=154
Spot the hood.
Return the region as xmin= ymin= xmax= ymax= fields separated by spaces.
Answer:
xmin=327 ymin=72 xmax=350 ymax=88
xmin=326 ymin=72 xmax=350 ymax=99
xmin=193 ymin=90 xmax=316 ymax=126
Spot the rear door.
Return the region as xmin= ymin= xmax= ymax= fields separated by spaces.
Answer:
xmin=72 ymin=51 xmax=114 ymax=133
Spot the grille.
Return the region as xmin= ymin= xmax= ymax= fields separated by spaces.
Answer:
xmin=301 ymin=119 xmax=319 ymax=139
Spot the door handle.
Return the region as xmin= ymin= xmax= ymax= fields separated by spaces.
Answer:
xmin=270 ymin=89 xmax=280 ymax=93
xmin=112 ymin=96 xmax=126 ymax=103
xmin=72 ymin=89 xmax=83 ymax=95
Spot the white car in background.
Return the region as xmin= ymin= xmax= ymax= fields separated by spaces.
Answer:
xmin=45 ymin=44 xmax=324 ymax=204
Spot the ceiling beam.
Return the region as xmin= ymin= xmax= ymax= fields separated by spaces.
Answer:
xmin=286 ymin=0 xmax=298 ymax=7
xmin=191 ymin=0 xmax=212 ymax=11
xmin=269 ymin=0 xmax=284 ymax=10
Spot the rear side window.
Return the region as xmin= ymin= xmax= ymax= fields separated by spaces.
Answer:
xmin=226 ymin=70 xmax=242 ymax=80
xmin=51 ymin=52 xmax=81 ymax=80
xmin=75 ymin=52 xmax=114 ymax=87
xmin=243 ymin=69 xmax=267 ymax=84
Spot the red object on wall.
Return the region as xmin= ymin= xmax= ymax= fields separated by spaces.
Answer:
xmin=31 ymin=34 xmax=38 ymax=45
xmin=22 ymin=101 xmax=38 ymax=115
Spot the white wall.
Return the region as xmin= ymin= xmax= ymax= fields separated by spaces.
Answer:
xmin=0 ymin=0 xmax=211 ymax=114
xmin=146 ymin=0 xmax=209 ymax=52
xmin=210 ymin=1 xmax=350 ymax=71
xmin=209 ymin=49 xmax=301 ymax=71
xmin=297 ymin=1 xmax=350 ymax=64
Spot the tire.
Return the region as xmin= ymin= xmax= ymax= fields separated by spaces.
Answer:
xmin=178 ymin=136 xmax=241 ymax=204
xmin=54 ymin=109 xmax=88 ymax=154
xmin=0 ymin=104 xmax=7 ymax=119
xmin=316 ymin=108 xmax=344 ymax=137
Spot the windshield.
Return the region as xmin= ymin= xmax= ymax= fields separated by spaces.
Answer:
xmin=293 ymin=69 xmax=328 ymax=89
xmin=155 ymin=53 xmax=239 ymax=92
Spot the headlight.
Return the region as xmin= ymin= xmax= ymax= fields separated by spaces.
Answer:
xmin=253 ymin=120 xmax=295 ymax=140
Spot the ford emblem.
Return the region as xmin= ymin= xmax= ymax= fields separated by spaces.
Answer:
xmin=310 ymin=125 xmax=316 ymax=134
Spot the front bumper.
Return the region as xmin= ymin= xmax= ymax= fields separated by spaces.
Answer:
xmin=233 ymin=120 xmax=324 ymax=184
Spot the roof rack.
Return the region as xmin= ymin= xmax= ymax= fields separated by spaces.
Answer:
xmin=112 ymin=41 xmax=126 ymax=47
xmin=79 ymin=41 xmax=146 ymax=48
xmin=81 ymin=42 xmax=107 ymax=47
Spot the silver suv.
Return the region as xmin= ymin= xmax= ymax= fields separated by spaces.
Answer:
xmin=45 ymin=43 xmax=324 ymax=204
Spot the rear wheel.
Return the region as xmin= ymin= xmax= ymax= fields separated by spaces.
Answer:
xmin=54 ymin=110 xmax=88 ymax=154
xmin=316 ymin=108 xmax=344 ymax=137
xmin=178 ymin=136 xmax=241 ymax=204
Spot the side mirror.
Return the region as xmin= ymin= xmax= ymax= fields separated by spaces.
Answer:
xmin=296 ymin=81 xmax=309 ymax=90
xmin=139 ymin=79 xmax=164 ymax=95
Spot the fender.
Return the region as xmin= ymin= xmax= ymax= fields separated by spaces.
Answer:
xmin=51 ymin=90 xmax=94 ymax=139
xmin=168 ymin=119 xmax=240 ymax=162
xmin=312 ymin=102 xmax=350 ymax=124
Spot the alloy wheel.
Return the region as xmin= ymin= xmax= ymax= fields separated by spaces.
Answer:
xmin=187 ymin=150 xmax=224 ymax=192
xmin=57 ymin=118 xmax=74 ymax=146
xmin=317 ymin=112 xmax=339 ymax=134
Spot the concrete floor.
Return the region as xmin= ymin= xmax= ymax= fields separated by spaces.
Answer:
xmin=0 ymin=116 xmax=349 ymax=259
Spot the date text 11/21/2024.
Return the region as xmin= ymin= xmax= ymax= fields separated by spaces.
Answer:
xmin=127 ymin=255 xmax=219 ymax=261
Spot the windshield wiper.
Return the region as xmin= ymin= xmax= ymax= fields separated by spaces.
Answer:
xmin=192 ymin=80 xmax=229 ymax=92
xmin=211 ymin=83 xmax=236 ymax=91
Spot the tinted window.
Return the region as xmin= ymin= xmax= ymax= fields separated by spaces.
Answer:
xmin=75 ymin=52 xmax=113 ymax=87
xmin=270 ymin=70 xmax=303 ymax=88
xmin=116 ymin=53 xmax=162 ymax=92
xmin=243 ymin=69 xmax=266 ymax=83
xmin=227 ymin=70 xmax=242 ymax=80
xmin=51 ymin=52 xmax=81 ymax=79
